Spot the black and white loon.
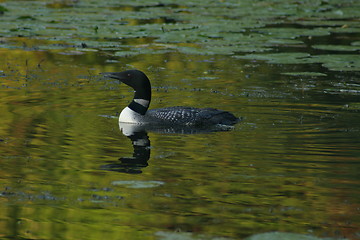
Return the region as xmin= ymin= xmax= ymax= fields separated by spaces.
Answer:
xmin=102 ymin=70 xmax=240 ymax=126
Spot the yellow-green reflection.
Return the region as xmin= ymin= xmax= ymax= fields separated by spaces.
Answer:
xmin=0 ymin=44 xmax=359 ymax=240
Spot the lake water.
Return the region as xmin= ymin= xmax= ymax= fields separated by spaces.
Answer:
xmin=0 ymin=1 xmax=359 ymax=240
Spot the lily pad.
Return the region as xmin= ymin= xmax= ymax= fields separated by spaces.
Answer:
xmin=312 ymin=44 xmax=360 ymax=52
xmin=255 ymin=27 xmax=331 ymax=39
xmin=0 ymin=0 xmax=359 ymax=72
xmin=155 ymin=231 xmax=231 ymax=240
xmin=235 ymin=52 xmax=360 ymax=71
xmin=244 ymin=232 xmax=348 ymax=240
xmin=114 ymin=48 xmax=172 ymax=57
xmin=0 ymin=5 xmax=9 ymax=13
xmin=111 ymin=180 xmax=165 ymax=188
xmin=281 ymin=72 xmax=327 ymax=77
xmin=311 ymin=54 xmax=360 ymax=71
xmin=235 ymin=52 xmax=311 ymax=64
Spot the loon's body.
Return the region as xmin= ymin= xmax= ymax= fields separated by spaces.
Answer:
xmin=103 ymin=70 xmax=240 ymax=126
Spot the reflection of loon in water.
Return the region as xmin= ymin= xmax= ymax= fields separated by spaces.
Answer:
xmin=101 ymin=120 xmax=237 ymax=174
xmin=100 ymin=69 xmax=240 ymax=174
xmin=101 ymin=123 xmax=151 ymax=174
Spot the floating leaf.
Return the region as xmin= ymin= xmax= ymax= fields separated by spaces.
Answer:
xmin=0 ymin=0 xmax=359 ymax=74
xmin=255 ymin=27 xmax=331 ymax=39
xmin=236 ymin=52 xmax=360 ymax=71
xmin=0 ymin=5 xmax=9 ymax=13
xmin=245 ymin=232 xmax=343 ymax=240
xmin=311 ymin=54 xmax=360 ymax=71
xmin=17 ymin=15 xmax=37 ymax=20
xmin=281 ymin=72 xmax=327 ymax=76
xmin=114 ymin=48 xmax=172 ymax=57
xmin=111 ymin=180 xmax=164 ymax=189
xmin=155 ymin=231 xmax=231 ymax=240
xmin=312 ymin=44 xmax=360 ymax=52
xmin=235 ymin=53 xmax=312 ymax=64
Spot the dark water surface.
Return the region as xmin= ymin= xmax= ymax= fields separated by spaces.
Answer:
xmin=1 ymin=1 xmax=360 ymax=240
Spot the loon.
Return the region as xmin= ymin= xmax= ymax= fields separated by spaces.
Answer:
xmin=102 ymin=70 xmax=240 ymax=126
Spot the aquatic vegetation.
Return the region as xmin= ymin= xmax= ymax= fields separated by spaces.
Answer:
xmin=111 ymin=180 xmax=165 ymax=188
xmin=0 ymin=0 xmax=359 ymax=71
xmin=281 ymin=72 xmax=327 ymax=77
xmin=244 ymin=232 xmax=348 ymax=240
xmin=0 ymin=5 xmax=9 ymax=14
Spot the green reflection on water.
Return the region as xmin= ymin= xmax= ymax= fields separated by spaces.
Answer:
xmin=0 ymin=48 xmax=359 ymax=240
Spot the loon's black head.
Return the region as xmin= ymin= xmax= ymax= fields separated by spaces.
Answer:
xmin=103 ymin=70 xmax=151 ymax=101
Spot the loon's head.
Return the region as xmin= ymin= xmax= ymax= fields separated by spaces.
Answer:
xmin=103 ymin=70 xmax=151 ymax=101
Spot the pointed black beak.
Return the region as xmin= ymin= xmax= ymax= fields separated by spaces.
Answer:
xmin=101 ymin=72 xmax=124 ymax=81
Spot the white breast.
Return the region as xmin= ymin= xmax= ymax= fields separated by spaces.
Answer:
xmin=119 ymin=107 xmax=142 ymax=124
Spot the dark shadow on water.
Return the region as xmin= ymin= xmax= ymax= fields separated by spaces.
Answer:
xmin=100 ymin=122 xmax=236 ymax=174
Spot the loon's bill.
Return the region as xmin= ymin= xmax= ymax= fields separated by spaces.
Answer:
xmin=102 ymin=70 xmax=240 ymax=126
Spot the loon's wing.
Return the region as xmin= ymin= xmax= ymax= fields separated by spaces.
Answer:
xmin=147 ymin=107 xmax=201 ymax=125
xmin=195 ymin=108 xmax=240 ymax=126
xmin=147 ymin=107 xmax=239 ymax=126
